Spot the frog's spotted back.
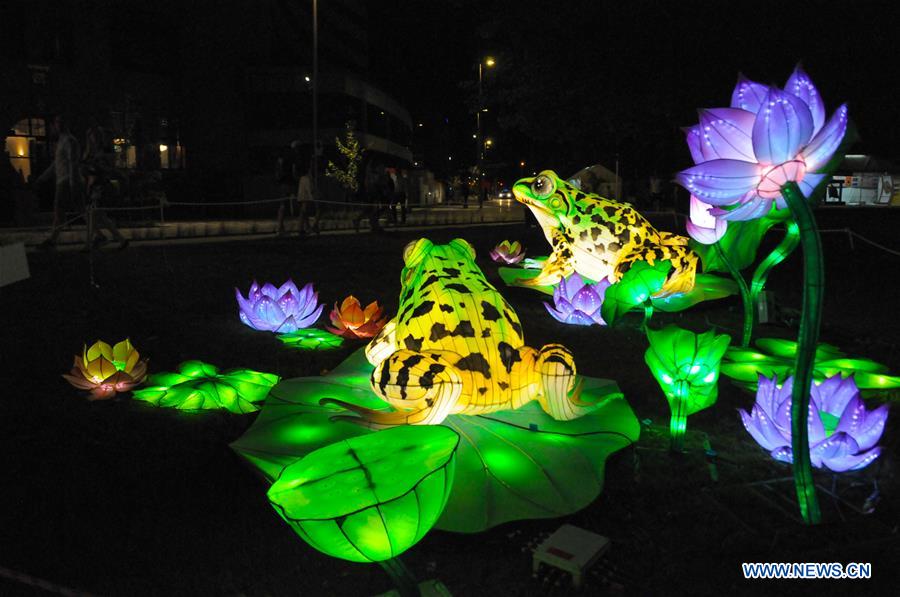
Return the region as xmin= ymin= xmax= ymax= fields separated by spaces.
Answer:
xmin=325 ymin=238 xmax=600 ymax=428
xmin=513 ymin=170 xmax=698 ymax=296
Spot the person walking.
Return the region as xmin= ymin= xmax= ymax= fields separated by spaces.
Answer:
xmin=83 ymin=119 xmax=128 ymax=250
xmin=296 ymin=161 xmax=315 ymax=235
xmin=37 ymin=115 xmax=83 ymax=248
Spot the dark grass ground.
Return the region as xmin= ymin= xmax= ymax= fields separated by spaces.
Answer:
xmin=1 ymin=214 xmax=898 ymax=596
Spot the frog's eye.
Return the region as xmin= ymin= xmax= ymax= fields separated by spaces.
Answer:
xmin=531 ymin=175 xmax=555 ymax=199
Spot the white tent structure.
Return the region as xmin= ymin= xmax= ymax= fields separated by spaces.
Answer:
xmin=567 ymin=163 xmax=622 ymax=200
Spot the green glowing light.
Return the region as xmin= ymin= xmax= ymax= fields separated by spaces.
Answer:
xmin=267 ymin=425 xmax=459 ymax=563
xmin=601 ymin=260 xmax=671 ymax=325
xmin=278 ymin=328 xmax=344 ymax=350
xmin=132 ymin=360 xmax=279 ymax=413
xmin=232 ymin=348 xmax=640 ymax=534
xmin=644 ymin=325 xmax=730 ymax=449
xmin=722 ymin=338 xmax=900 ymax=394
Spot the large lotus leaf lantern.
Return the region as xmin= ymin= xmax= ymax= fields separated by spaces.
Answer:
xmin=267 ymin=425 xmax=459 ymax=563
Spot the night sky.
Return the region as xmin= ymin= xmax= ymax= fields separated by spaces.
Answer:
xmin=369 ymin=0 xmax=900 ymax=180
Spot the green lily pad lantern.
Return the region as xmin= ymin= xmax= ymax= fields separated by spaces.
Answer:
xmin=278 ymin=328 xmax=344 ymax=350
xmin=644 ymin=326 xmax=730 ymax=449
xmin=132 ymin=360 xmax=279 ymax=413
xmin=722 ymin=338 xmax=900 ymax=394
xmin=268 ymin=425 xmax=458 ymax=563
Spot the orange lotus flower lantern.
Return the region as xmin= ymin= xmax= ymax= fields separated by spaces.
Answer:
xmin=326 ymin=296 xmax=387 ymax=339
xmin=63 ymin=339 xmax=148 ymax=400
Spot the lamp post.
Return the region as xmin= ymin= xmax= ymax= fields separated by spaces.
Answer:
xmin=476 ymin=56 xmax=495 ymax=208
xmin=311 ymin=0 xmax=319 ymax=201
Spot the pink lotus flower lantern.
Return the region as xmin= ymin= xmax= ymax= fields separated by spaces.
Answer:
xmin=544 ymin=274 xmax=610 ymax=326
xmin=490 ymin=240 xmax=526 ymax=265
xmin=739 ymin=374 xmax=887 ymax=472
xmin=235 ymin=280 xmax=324 ymax=334
xmin=677 ymin=65 xmax=848 ymax=243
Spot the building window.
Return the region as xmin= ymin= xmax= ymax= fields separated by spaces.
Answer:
xmin=5 ymin=117 xmax=47 ymax=183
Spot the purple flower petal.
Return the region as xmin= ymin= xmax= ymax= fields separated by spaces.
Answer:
xmin=845 ymin=403 xmax=888 ymax=452
xmin=278 ymin=279 xmax=301 ymax=300
xmin=752 ymin=88 xmax=814 ymax=165
xmin=698 ymin=108 xmax=756 ymax=161
xmin=676 ymin=159 xmax=761 ymax=204
xmin=770 ymin=446 xmax=794 ymax=465
xmin=823 ymin=447 xmax=882 ymax=472
xmin=293 ymin=302 xmax=325 ymax=329
xmin=253 ymin=296 xmax=285 ymax=330
xmin=801 ymin=104 xmax=849 ymax=172
xmin=716 ymin=193 xmax=773 ymax=222
xmin=544 ymin=301 xmax=573 ymax=323
xmin=731 ymin=75 xmax=771 ymax=113
xmin=785 ymin=65 xmax=826 ymax=135
xmin=740 ymin=405 xmax=789 ymax=451
xmin=809 ymin=432 xmax=859 ymax=471
xmin=260 ymin=283 xmax=279 ymax=300
xmin=796 ymin=173 xmax=827 ymax=202
xmin=684 ymin=125 xmax=705 ymax=164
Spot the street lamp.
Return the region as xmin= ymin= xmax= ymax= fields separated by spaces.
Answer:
xmin=476 ymin=55 xmax=495 ymax=208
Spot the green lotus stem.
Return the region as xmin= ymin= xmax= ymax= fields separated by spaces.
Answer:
xmin=714 ymin=242 xmax=754 ymax=346
xmin=378 ymin=557 xmax=419 ymax=597
xmin=642 ymin=303 xmax=654 ymax=328
xmin=669 ymin=380 xmax=689 ymax=451
xmin=780 ymin=181 xmax=823 ymax=525
xmin=750 ymin=220 xmax=801 ymax=302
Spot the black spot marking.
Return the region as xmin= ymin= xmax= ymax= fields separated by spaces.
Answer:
xmin=404 ymin=336 xmax=423 ymax=352
xmin=579 ymin=229 xmax=591 ymax=241
xmin=591 ymin=228 xmax=604 ymax=242
xmin=455 ymin=353 xmax=492 ymax=378
xmin=439 ymin=303 xmax=454 ymax=313
xmin=429 ymin=320 xmax=476 ymax=341
xmin=603 ymin=205 xmax=619 ymax=218
xmin=420 ymin=363 xmax=446 ymax=389
xmin=481 ymin=328 xmax=492 ymax=338
xmin=445 ymin=283 xmax=471 ymax=294
xmin=572 ymin=214 xmax=581 ymax=225
xmin=377 ymin=361 xmax=392 ymax=394
xmin=419 ymin=274 xmax=442 ymax=290
xmin=498 ymin=342 xmax=522 ymax=373
xmin=544 ymin=354 xmax=573 ymax=371
xmin=411 ymin=300 xmax=435 ymax=319
xmin=591 ymin=213 xmax=606 ymax=225
xmin=478 ymin=387 xmax=487 ymax=395
xmin=608 ymin=242 xmax=621 ymax=252
xmin=498 ymin=381 xmax=509 ymax=390
xmin=481 ymin=301 xmax=502 ymax=321
xmin=504 ymin=313 xmax=523 ymax=338
xmin=442 ymin=267 xmax=461 ymax=278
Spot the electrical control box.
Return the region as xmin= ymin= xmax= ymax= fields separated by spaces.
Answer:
xmin=532 ymin=524 xmax=610 ymax=588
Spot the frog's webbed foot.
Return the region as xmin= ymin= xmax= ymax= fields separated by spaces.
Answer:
xmin=522 ymin=236 xmax=573 ymax=287
xmin=365 ymin=319 xmax=397 ymax=367
xmin=324 ymin=350 xmax=464 ymax=428
xmin=534 ymin=344 xmax=597 ymax=420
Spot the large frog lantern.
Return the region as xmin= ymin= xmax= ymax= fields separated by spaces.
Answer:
xmin=514 ymin=170 xmax=699 ymax=297
xmin=324 ymin=238 xmax=597 ymax=427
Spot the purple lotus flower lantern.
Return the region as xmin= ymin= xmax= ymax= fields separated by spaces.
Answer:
xmin=677 ymin=65 xmax=848 ymax=243
xmin=544 ymin=273 xmax=610 ymax=326
xmin=236 ymin=280 xmax=324 ymax=334
xmin=490 ymin=240 xmax=526 ymax=265
xmin=739 ymin=374 xmax=888 ymax=472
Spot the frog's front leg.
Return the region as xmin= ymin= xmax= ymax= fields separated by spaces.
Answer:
xmin=365 ymin=318 xmax=398 ymax=367
xmin=523 ymin=228 xmax=575 ymax=287
xmin=533 ymin=344 xmax=598 ymax=420
xmin=322 ymin=350 xmax=465 ymax=429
